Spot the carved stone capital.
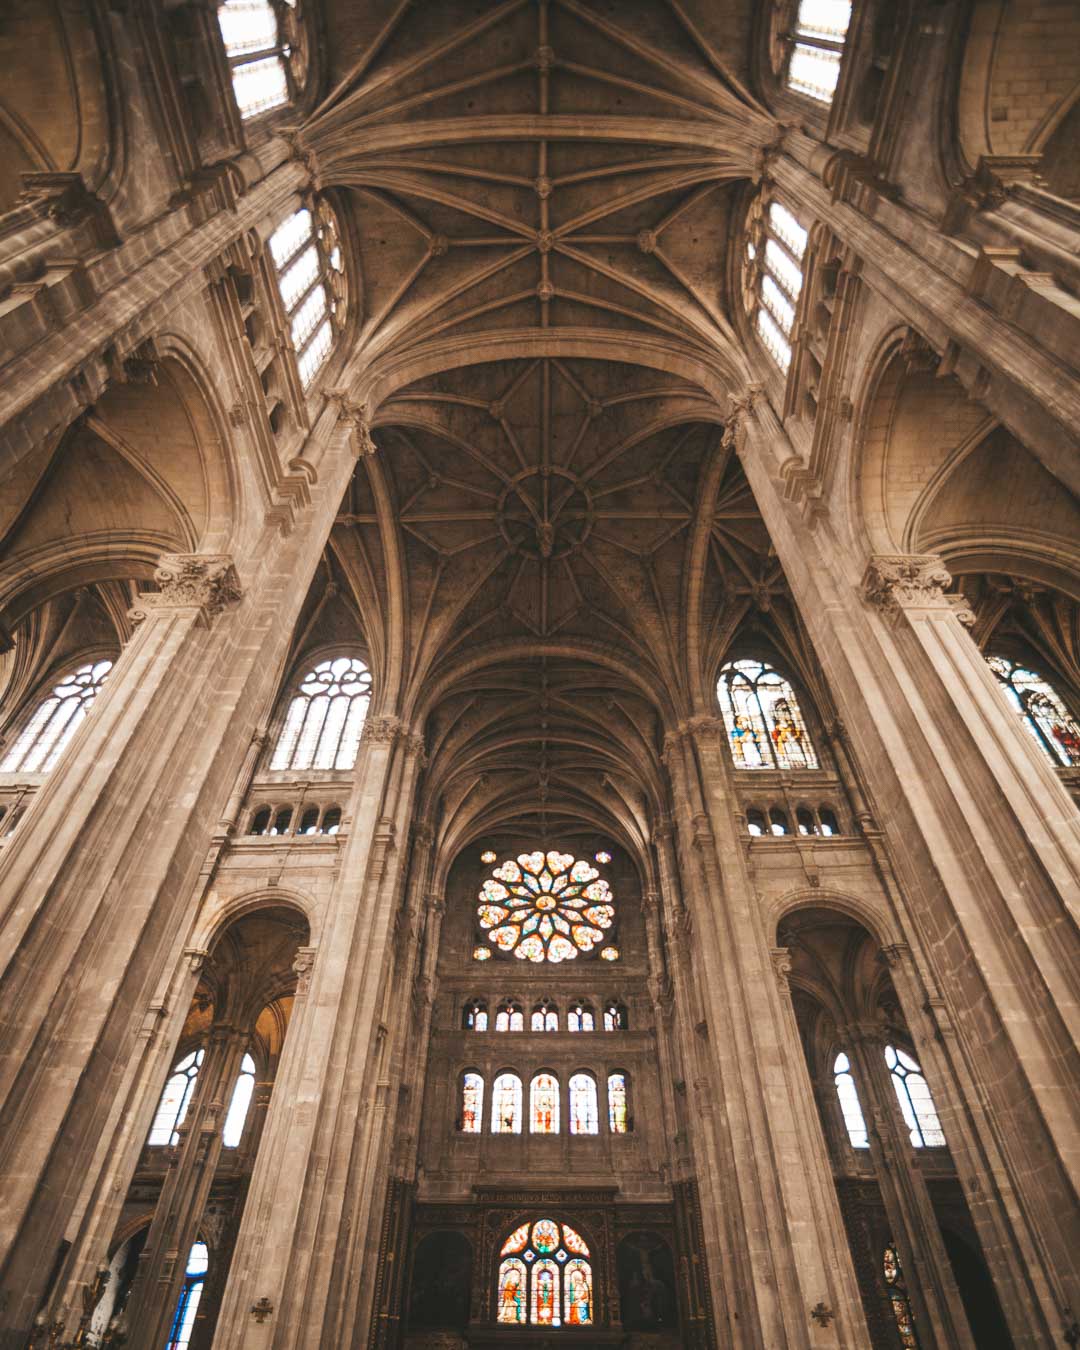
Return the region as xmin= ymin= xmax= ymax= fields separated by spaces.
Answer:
xmin=877 ymin=943 xmax=911 ymax=971
xmin=684 ymin=714 xmax=725 ymax=742
xmin=722 ymin=383 xmax=765 ymax=448
xmin=412 ymin=820 xmax=435 ymax=847
xmin=129 ymin=555 xmax=242 ymax=629
xmin=862 ymin=553 xmax=964 ymax=623
xmin=183 ymin=947 xmax=209 ymax=975
xmin=769 ymin=946 xmax=793 ymax=991
xmin=324 ymin=391 xmax=377 ymax=456
xmin=362 ymin=715 xmax=403 ymax=744
xmin=404 ymin=732 xmax=428 ymax=763
xmin=291 ymin=946 xmax=317 ymax=995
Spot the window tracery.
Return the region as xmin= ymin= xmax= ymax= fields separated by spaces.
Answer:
xmin=268 ymin=202 xmax=349 ymax=389
xmin=718 ymin=659 xmax=818 ymax=769
xmin=742 ymin=197 xmax=809 ymax=372
xmin=495 ymin=1001 xmax=524 ymax=1032
xmin=833 ymin=1052 xmax=869 ymax=1149
xmin=476 ymin=850 xmax=617 ymax=963
xmin=217 ymin=0 xmax=303 ymax=121
xmin=568 ymin=1073 xmax=599 ymax=1134
xmin=603 ymin=1001 xmax=627 ymax=1032
xmin=491 ymin=1072 xmax=522 ymax=1133
xmin=463 ymin=999 xmax=488 ymax=1031
xmin=532 ymin=999 xmax=559 ymax=1032
xmin=986 ymin=655 xmax=1080 ymax=767
xmin=530 ymin=1073 xmax=560 ymax=1133
xmin=148 ymin=1049 xmax=204 ymax=1147
xmin=786 ymin=0 xmax=852 ymax=104
xmin=497 ymin=1220 xmax=593 ymax=1327
xmin=222 ymin=1052 xmax=256 ymax=1147
xmin=567 ymin=1001 xmax=594 ymax=1032
xmin=1 ymin=660 xmax=113 ymax=774
xmin=270 ymin=656 xmax=371 ymax=771
xmin=166 ymin=1240 xmax=208 ymax=1350
xmin=886 ymin=1044 xmax=945 ymax=1148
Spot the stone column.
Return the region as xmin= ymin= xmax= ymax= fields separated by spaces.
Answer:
xmin=661 ymin=718 xmax=870 ymax=1347
xmin=734 ymin=403 xmax=1079 ymax=1345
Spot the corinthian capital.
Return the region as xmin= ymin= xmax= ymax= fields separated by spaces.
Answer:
xmin=129 ymin=554 xmax=242 ymax=629
xmin=862 ymin=554 xmax=972 ymax=626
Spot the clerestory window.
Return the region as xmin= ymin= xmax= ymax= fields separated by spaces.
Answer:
xmin=148 ymin=1049 xmax=204 ymax=1147
xmin=718 ymin=658 xmax=817 ymax=769
xmin=833 ymin=1051 xmax=869 ymax=1149
xmin=886 ymin=1044 xmax=946 ymax=1148
xmin=166 ymin=1241 xmax=208 ymax=1350
xmin=786 ymin=0 xmax=853 ymax=105
xmin=268 ymin=202 xmax=348 ymax=388
xmin=270 ymin=656 xmax=371 ymax=771
xmin=222 ymin=1052 xmax=256 ymax=1147
xmin=1 ymin=659 xmax=113 ymax=774
xmin=744 ymin=199 xmax=809 ymax=373
xmin=217 ymin=0 xmax=296 ymax=121
xmin=986 ymin=655 xmax=1080 ymax=767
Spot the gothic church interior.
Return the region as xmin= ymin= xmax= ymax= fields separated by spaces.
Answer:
xmin=0 ymin=1 xmax=1078 ymax=1347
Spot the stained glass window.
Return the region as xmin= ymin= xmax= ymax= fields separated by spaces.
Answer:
xmin=497 ymin=1221 xmax=592 ymax=1327
xmin=267 ymin=201 xmax=348 ymax=389
xmin=603 ymin=1001 xmax=627 ymax=1032
xmin=463 ymin=999 xmax=488 ymax=1031
xmin=569 ymin=1073 xmax=599 ymax=1134
xmin=461 ymin=1072 xmax=484 ymax=1133
xmin=786 ymin=0 xmax=852 ymax=104
xmin=495 ymin=1001 xmax=524 ymax=1032
xmin=886 ymin=1045 xmax=945 ymax=1148
xmin=530 ymin=1073 xmax=560 ymax=1134
xmin=986 ymin=656 xmax=1080 ymax=767
xmin=217 ymin=1 xmax=291 ymax=119
xmin=1 ymin=660 xmax=113 ymax=774
xmin=833 ymin=1052 xmax=869 ymax=1149
xmin=568 ymin=1002 xmax=595 ymax=1032
xmin=491 ymin=1072 xmax=522 ymax=1133
xmin=883 ymin=1243 xmax=919 ymax=1348
xmin=475 ymin=850 xmax=616 ymax=963
xmin=718 ymin=659 xmax=817 ymax=769
xmin=607 ymin=1073 xmax=629 ymax=1134
xmin=165 ymin=1241 xmax=208 ymax=1350
xmin=532 ymin=1000 xmax=559 ymax=1032
xmin=222 ymin=1052 xmax=256 ymax=1148
xmin=270 ymin=657 xmax=371 ymax=771
xmin=148 ymin=1049 xmax=204 ymax=1146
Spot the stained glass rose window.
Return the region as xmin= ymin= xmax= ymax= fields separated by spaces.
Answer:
xmin=476 ymin=850 xmax=616 ymax=963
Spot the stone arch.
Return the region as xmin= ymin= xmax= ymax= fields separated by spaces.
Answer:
xmin=195 ymin=888 xmax=317 ymax=953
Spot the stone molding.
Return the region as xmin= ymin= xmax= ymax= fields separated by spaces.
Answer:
xmin=129 ymin=555 xmax=242 ymax=629
xmin=861 ymin=554 xmax=974 ymax=627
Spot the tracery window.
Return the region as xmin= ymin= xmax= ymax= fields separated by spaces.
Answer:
xmin=222 ymin=1052 xmax=256 ymax=1148
xmin=268 ymin=202 xmax=348 ymax=388
xmin=495 ymin=1001 xmax=524 ymax=1032
xmin=461 ymin=1071 xmax=484 ymax=1133
xmin=463 ymin=999 xmax=488 ymax=1031
xmin=607 ymin=1073 xmax=629 ymax=1134
xmin=1 ymin=659 xmax=113 ymax=774
xmin=492 ymin=1072 xmax=523 ymax=1133
xmin=270 ymin=657 xmax=371 ymax=771
xmin=883 ymin=1242 xmax=919 ymax=1349
xmin=532 ymin=1000 xmax=559 ymax=1032
xmin=530 ymin=1073 xmax=560 ymax=1134
xmin=148 ymin=1049 xmax=204 ymax=1147
xmin=833 ymin=1052 xmax=869 ymax=1149
xmin=568 ymin=1001 xmax=595 ymax=1032
xmin=718 ymin=659 xmax=818 ymax=769
xmin=217 ymin=0 xmax=296 ymax=120
xmin=166 ymin=1240 xmax=209 ymax=1350
xmin=568 ymin=1073 xmax=599 ymax=1135
xmin=786 ymin=0 xmax=852 ymax=104
xmin=497 ymin=1220 xmax=593 ymax=1327
xmin=986 ymin=656 xmax=1080 ymax=767
xmin=743 ymin=197 xmax=808 ymax=372
xmin=886 ymin=1045 xmax=945 ymax=1148
xmin=476 ymin=850 xmax=617 ymax=963
xmin=603 ymin=1001 xmax=627 ymax=1032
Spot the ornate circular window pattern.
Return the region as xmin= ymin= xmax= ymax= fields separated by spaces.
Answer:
xmin=476 ymin=851 xmax=618 ymax=963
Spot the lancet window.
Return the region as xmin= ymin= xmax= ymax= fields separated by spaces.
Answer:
xmin=568 ymin=1001 xmax=595 ymax=1032
xmin=603 ymin=1001 xmax=627 ymax=1032
xmin=532 ymin=999 xmax=559 ymax=1031
xmin=268 ymin=201 xmax=348 ymax=388
xmin=461 ymin=1071 xmax=484 ymax=1133
xmin=148 ymin=1049 xmax=204 ymax=1147
xmin=270 ymin=656 xmax=371 ymax=771
xmin=217 ymin=0 xmax=295 ymax=120
xmin=883 ymin=1243 xmax=919 ymax=1349
xmin=463 ymin=999 xmax=488 ymax=1031
xmin=986 ymin=655 xmax=1080 ymax=767
xmin=607 ymin=1073 xmax=629 ymax=1134
xmin=718 ymin=659 xmax=818 ymax=769
xmin=786 ymin=0 xmax=852 ymax=104
xmin=530 ymin=1073 xmax=560 ymax=1133
xmin=476 ymin=850 xmax=618 ymax=963
xmin=491 ymin=1072 xmax=523 ymax=1133
xmin=495 ymin=1001 xmax=524 ymax=1032
xmin=222 ymin=1052 xmax=256 ymax=1148
xmin=743 ymin=196 xmax=809 ymax=372
xmin=568 ymin=1073 xmax=599 ymax=1134
xmin=886 ymin=1045 xmax=945 ymax=1148
xmin=1 ymin=659 xmax=113 ymax=774
xmin=166 ymin=1240 xmax=208 ymax=1350
xmin=833 ymin=1052 xmax=869 ymax=1149
xmin=497 ymin=1220 xmax=593 ymax=1327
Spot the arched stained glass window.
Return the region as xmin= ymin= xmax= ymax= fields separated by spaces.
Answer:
xmin=461 ymin=1071 xmax=484 ymax=1133
xmin=491 ymin=1072 xmax=522 ymax=1133
xmin=166 ymin=1240 xmax=208 ymax=1350
xmin=607 ymin=1073 xmax=629 ymax=1134
xmin=986 ymin=655 xmax=1080 ymax=767
xmin=568 ymin=1002 xmax=594 ymax=1032
xmin=569 ymin=1073 xmax=599 ymax=1135
xmin=604 ymin=1001 xmax=627 ymax=1032
xmin=495 ymin=1001 xmax=523 ymax=1032
xmin=222 ymin=1053 xmax=256 ymax=1148
xmin=270 ymin=657 xmax=371 ymax=771
xmin=148 ymin=1049 xmax=204 ymax=1146
xmin=717 ymin=659 xmax=818 ymax=770
xmin=833 ymin=1052 xmax=869 ymax=1149
xmin=786 ymin=0 xmax=852 ymax=104
xmin=1 ymin=660 xmax=113 ymax=774
xmin=532 ymin=1000 xmax=559 ymax=1032
xmin=530 ymin=1073 xmax=560 ymax=1134
xmin=883 ymin=1242 xmax=919 ymax=1349
xmin=476 ymin=850 xmax=617 ymax=963
xmin=497 ymin=1220 xmax=592 ymax=1327
xmin=463 ymin=999 xmax=488 ymax=1031
xmin=217 ymin=0 xmax=296 ymax=120
xmin=268 ymin=201 xmax=348 ymax=388
xmin=886 ymin=1045 xmax=945 ymax=1148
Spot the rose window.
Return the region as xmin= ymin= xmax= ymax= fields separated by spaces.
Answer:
xmin=475 ymin=851 xmax=618 ymax=963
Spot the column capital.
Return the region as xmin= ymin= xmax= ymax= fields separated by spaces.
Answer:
xmin=769 ymin=946 xmax=793 ymax=991
xmin=362 ymin=715 xmax=403 ymax=745
xmin=861 ymin=553 xmax=975 ymax=627
xmin=129 ymin=554 xmax=242 ymax=629
xmin=291 ymin=946 xmax=317 ymax=996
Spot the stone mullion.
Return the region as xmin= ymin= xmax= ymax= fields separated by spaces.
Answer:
xmin=681 ymin=720 xmax=870 ymax=1346
xmin=844 ymin=1023 xmax=974 ymax=1350
xmin=206 ymin=728 xmax=421 ymax=1350
xmin=125 ymin=1023 xmax=249 ymax=1350
xmin=733 ymin=405 xmax=1073 ymax=1342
